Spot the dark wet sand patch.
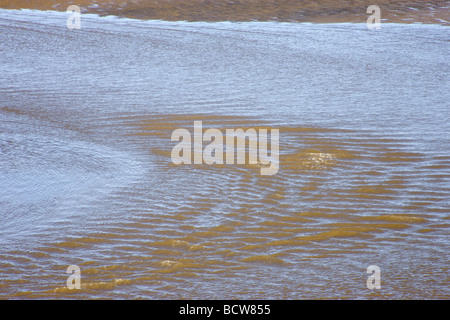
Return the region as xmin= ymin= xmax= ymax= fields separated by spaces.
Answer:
xmin=1 ymin=0 xmax=449 ymax=25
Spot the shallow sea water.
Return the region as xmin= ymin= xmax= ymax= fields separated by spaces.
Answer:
xmin=0 ymin=9 xmax=449 ymax=299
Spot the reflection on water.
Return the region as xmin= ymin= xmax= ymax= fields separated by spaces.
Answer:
xmin=0 ymin=10 xmax=449 ymax=299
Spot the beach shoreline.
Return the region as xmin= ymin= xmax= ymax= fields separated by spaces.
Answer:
xmin=0 ymin=0 xmax=449 ymax=25
xmin=1 ymin=6 xmax=449 ymax=300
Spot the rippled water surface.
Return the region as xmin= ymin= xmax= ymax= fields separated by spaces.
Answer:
xmin=0 ymin=9 xmax=449 ymax=299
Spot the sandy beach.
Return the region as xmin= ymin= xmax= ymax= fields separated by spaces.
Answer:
xmin=0 ymin=0 xmax=449 ymax=24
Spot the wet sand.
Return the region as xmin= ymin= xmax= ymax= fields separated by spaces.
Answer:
xmin=0 ymin=0 xmax=449 ymax=24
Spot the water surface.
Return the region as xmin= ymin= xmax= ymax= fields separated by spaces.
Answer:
xmin=0 ymin=9 xmax=449 ymax=299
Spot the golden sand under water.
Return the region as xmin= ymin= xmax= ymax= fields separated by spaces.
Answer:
xmin=0 ymin=0 xmax=449 ymax=24
xmin=0 ymin=5 xmax=448 ymax=298
xmin=2 ymin=112 xmax=447 ymax=298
